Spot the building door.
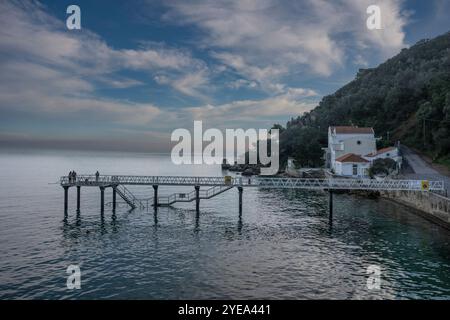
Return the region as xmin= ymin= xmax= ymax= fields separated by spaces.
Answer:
xmin=352 ymin=164 xmax=358 ymax=176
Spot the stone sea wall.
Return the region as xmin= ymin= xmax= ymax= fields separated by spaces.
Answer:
xmin=381 ymin=190 xmax=450 ymax=229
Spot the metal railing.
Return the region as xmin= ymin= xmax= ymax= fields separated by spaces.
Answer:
xmin=157 ymin=185 xmax=234 ymax=206
xmin=60 ymin=175 xmax=444 ymax=191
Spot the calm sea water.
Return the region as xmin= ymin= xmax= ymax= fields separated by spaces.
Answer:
xmin=0 ymin=148 xmax=449 ymax=299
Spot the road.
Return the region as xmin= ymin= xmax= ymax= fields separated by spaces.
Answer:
xmin=401 ymin=145 xmax=450 ymax=194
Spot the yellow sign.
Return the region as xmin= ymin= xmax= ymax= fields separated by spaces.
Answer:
xmin=224 ymin=176 xmax=232 ymax=185
xmin=421 ymin=180 xmax=429 ymax=191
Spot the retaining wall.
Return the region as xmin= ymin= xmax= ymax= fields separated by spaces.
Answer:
xmin=381 ymin=190 xmax=450 ymax=229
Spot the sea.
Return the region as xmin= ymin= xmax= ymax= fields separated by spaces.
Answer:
xmin=0 ymin=148 xmax=449 ymax=299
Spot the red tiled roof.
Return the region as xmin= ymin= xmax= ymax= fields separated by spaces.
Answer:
xmin=365 ymin=147 xmax=396 ymax=157
xmin=331 ymin=126 xmax=374 ymax=134
xmin=335 ymin=153 xmax=369 ymax=163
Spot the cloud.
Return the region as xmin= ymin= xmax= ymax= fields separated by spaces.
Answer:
xmin=284 ymin=87 xmax=319 ymax=98
xmin=96 ymin=76 xmax=145 ymax=89
xmin=161 ymin=0 xmax=409 ymax=82
xmin=0 ymin=0 xmax=210 ymax=118
xmin=117 ymin=46 xmax=200 ymax=71
xmin=155 ymin=69 xmax=211 ymax=101
xmin=171 ymin=70 xmax=210 ymax=100
xmin=211 ymin=51 xmax=288 ymax=93
xmin=0 ymin=0 xmax=413 ymax=152
xmin=0 ymin=61 xmax=161 ymax=125
xmin=184 ymin=90 xmax=318 ymax=128
xmin=227 ymin=79 xmax=258 ymax=89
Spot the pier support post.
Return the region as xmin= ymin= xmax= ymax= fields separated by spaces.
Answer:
xmin=329 ymin=189 xmax=333 ymax=222
xmin=100 ymin=186 xmax=105 ymax=213
xmin=153 ymin=185 xmax=158 ymax=208
xmin=63 ymin=186 xmax=69 ymax=214
xmin=238 ymin=186 xmax=243 ymax=215
xmin=76 ymin=186 xmax=81 ymax=212
xmin=195 ymin=186 xmax=200 ymax=212
xmin=112 ymin=186 xmax=117 ymax=212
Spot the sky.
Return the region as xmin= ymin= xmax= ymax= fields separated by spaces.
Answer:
xmin=0 ymin=0 xmax=450 ymax=152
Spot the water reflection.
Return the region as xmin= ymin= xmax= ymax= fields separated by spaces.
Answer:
xmin=153 ymin=209 xmax=158 ymax=227
xmin=237 ymin=215 xmax=243 ymax=235
xmin=62 ymin=209 xmax=121 ymax=240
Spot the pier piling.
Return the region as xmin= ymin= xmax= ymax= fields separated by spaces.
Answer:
xmin=238 ymin=186 xmax=243 ymax=215
xmin=63 ymin=186 xmax=69 ymax=214
xmin=100 ymin=186 xmax=105 ymax=213
xmin=76 ymin=186 xmax=81 ymax=212
xmin=195 ymin=186 xmax=200 ymax=212
xmin=153 ymin=185 xmax=158 ymax=208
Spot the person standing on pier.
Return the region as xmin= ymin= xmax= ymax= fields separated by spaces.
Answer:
xmin=68 ymin=171 xmax=73 ymax=183
xmin=95 ymin=171 xmax=100 ymax=182
xmin=73 ymin=171 xmax=77 ymax=183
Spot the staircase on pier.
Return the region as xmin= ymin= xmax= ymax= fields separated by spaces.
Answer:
xmin=158 ymin=185 xmax=233 ymax=207
xmin=114 ymin=185 xmax=145 ymax=210
xmin=108 ymin=185 xmax=232 ymax=209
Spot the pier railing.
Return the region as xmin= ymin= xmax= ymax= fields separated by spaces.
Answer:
xmin=60 ymin=175 xmax=444 ymax=191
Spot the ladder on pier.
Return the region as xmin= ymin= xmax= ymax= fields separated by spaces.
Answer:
xmin=158 ymin=185 xmax=233 ymax=206
xmin=115 ymin=185 xmax=145 ymax=210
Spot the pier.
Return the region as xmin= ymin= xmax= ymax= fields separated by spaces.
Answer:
xmin=60 ymin=174 xmax=444 ymax=220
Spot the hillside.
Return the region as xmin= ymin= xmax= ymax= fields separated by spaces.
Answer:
xmin=277 ymin=31 xmax=450 ymax=169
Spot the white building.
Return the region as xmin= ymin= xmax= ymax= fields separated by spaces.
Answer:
xmin=325 ymin=126 xmax=402 ymax=178
xmin=326 ymin=126 xmax=376 ymax=172
xmin=334 ymin=153 xmax=371 ymax=177
xmin=364 ymin=146 xmax=400 ymax=162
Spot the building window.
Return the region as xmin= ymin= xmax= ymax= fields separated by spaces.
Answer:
xmin=352 ymin=164 xmax=358 ymax=175
xmin=386 ymin=153 xmax=390 ymax=156
xmin=357 ymin=140 xmax=361 ymax=145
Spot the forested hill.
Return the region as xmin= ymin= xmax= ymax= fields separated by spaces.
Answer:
xmin=278 ymin=31 xmax=450 ymax=168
